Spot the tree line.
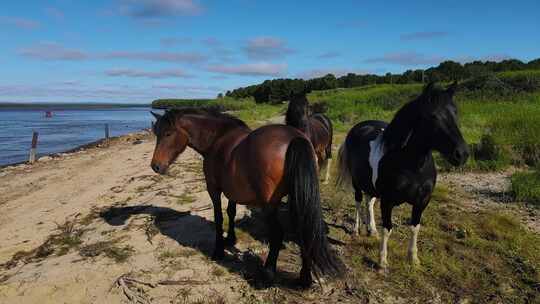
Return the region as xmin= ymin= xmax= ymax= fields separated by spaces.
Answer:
xmin=224 ymin=58 xmax=540 ymax=104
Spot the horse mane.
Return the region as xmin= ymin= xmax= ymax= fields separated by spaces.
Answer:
xmin=153 ymin=107 xmax=248 ymax=134
xmin=286 ymin=93 xmax=310 ymax=133
xmin=383 ymin=83 xmax=452 ymax=151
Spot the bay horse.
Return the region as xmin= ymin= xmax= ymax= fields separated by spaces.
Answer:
xmin=286 ymin=92 xmax=334 ymax=184
xmin=150 ymin=108 xmax=343 ymax=287
xmin=336 ymin=82 xmax=468 ymax=271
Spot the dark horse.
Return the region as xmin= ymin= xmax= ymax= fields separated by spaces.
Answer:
xmin=336 ymin=83 xmax=468 ymax=271
xmin=286 ymin=92 xmax=334 ymax=184
xmin=150 ymin=108 xmax=343 ymax=287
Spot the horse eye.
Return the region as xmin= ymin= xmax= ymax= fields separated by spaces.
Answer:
xmin=165 ymin=132 xmax=172 ymax=137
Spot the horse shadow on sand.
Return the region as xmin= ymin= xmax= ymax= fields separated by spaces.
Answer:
xmin=99 ymin=203 xmax=311 ymax=289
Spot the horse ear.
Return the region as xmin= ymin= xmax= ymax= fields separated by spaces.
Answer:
xmin=150 ymin=111 xmax=162 ymax=120
xmin=446 ymin=81 xmax=458 ymax=96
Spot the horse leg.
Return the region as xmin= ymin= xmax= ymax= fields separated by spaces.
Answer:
xmin=262 ymin=207 xmax=284 ymax=284
xmin=210 ymin=191 xmax=225 ymax=260
xmin=224 ymin=201 xmax=237 ymax=247
xmin=408 ymin=204 xmax=425 ymax=266
xmin=299 ymin=249 xmax=313 ymax=288
xmin=323 ymin=158 xmax=332 ymax=185
xmin=353 ymin=191 xmax=363 ymax=235
xmin=379 ymin=200 xmax=393 ymax=272
xmin=366 ymin=197 xmax=379 ymax=238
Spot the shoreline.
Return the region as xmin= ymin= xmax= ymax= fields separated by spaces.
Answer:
xmin=0 ymin=128 xmax=153 ymax=170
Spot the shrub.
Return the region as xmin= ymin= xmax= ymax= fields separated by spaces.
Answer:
xmin=469 ymin=134 xmax=512 ymax=170
xmin=511 ymin=168 xmax=540 ymax=205
xmin=490 ymin=112 xmax=540 ymax=167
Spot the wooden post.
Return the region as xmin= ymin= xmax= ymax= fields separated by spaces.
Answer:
xmin=105 ymin=123 xmax=110 ymax=146
xmin=29 ymin=131 xmax=38 ymax=164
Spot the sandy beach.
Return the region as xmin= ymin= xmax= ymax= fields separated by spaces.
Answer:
xmin=0 ymin=131 xmax=277 ymax=303
xmin=1 ymin=129 xmax=539 ymax=304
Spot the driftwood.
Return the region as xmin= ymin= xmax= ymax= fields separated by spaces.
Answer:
xmin=113 ymin=274 xmax=154 ymax=304
xmin=112 ymin=273 xmax=208 ymax=303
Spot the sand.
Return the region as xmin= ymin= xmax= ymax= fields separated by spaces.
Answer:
xmin=0 ymin=131 xmax=287 ymax=304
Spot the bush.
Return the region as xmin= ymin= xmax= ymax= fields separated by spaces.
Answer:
xmin=490 ymin=113 xmax=540 ymax=167
xmin=469 ymin=134 xmax=512 ymax=170
xmin=151 ymin=99 xmax=215 ymax=109
xmin=458 ymin=70 xmax=540 ymax=100
xmin=511 ymin=168 xmax=540 ymax=205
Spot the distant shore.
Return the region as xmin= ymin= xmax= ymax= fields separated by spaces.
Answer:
xmin=0 ymin=102 xmax=151 ymax=110
xmin=0 ymin=129 xmax=152 ymax=170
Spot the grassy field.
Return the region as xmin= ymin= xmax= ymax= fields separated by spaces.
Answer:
xmin=252 ymin=73 xmax=540 ymax=302
xmin=157 ymin=72 xmax=540 ymax=205
xmin=157 ymin=73 xmax=540 ymax=301
xmin=321 ymin=181 xmax=540 ymax=303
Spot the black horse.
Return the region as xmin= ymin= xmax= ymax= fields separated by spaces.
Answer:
xmin=336 ymin=82 xmax=468 ymax=271
xmin=286 ymin=92 xmax=334 ymax=184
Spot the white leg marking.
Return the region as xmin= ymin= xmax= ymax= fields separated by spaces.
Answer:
xmin=354 ymin=198 xmax=362 ymax=235
xmin=379 ymin=228 xmax=392 ymax=269
xmin=367 ymin=197 xmax=379 ymax=237
xmin=408 ymin=224 xmax=420 ymax=265
xmin=323 ymin=158 xmax=332 ymax=184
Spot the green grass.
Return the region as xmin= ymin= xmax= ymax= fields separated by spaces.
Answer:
xmin=152 ymin=98 xmax=215 ymax=109
xmin=153 ymin=73 xmax=540 ymax=170
xmin=153 ymin=97 xmax=286 ymax=126
xmin=511 ymin=169 xmax=540 ymax=205
xmin=1 ymin=221 xmax=84 ymax=269
xmin=308 ymin=84 xmax=423 ymax=131
xmin=305 ymin=77 xmax=540 ymax=171
xmin=218 ymin=74 xmax=540 ymax=301
xmin=322 ymin=181 xmax=540 ymax=303
xmin=175 ymin=193 xmax=197 ymax=205
xmin=79 ymin=239 xmax=135 ymax=263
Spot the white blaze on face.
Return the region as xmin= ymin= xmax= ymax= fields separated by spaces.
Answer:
xmin=368 ymin=130 xmax=385 ymax=189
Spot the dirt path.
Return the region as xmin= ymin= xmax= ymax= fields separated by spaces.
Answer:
xmin=440 ymin=170 xmax=540 ymax=233
xmin=0 ymin=131 xmax=359 ymax=304
xmin=2 ymin=129 xmax=537 ymax=303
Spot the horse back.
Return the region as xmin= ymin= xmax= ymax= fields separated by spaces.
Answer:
xmin=221 ymin=124 xmax=309 ymax=206
xmin=345 ymin=120 xmax=388 ymax=196
xmin=308 ymin=116 xmax=332 ymax=161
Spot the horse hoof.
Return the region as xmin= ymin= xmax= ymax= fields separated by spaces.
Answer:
xmin=369 ymin=231 xmax=380 ymax=239
xmin=296 ymin=277 xmax=313 ymax=289
xmin=211 ymin=250 xmax=225 ymax=260
xmin=297 ymin=270 xmax=313 ymax=289
xmin=224 ymin=236 xmax=237 ymax=247
xmin=261 ymin=268 xmax=276 ymax=286
xmin=377 ymin=267 xmax=388 ymax=275
xmin=409 ymin=257 xmax=420 ymax=266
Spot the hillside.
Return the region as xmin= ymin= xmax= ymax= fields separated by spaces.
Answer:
xmin=2 ymin=73 xmax=539 ymax=303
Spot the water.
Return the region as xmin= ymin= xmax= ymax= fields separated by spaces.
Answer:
xmin=0 ymin=107 xmax=154 ymax=166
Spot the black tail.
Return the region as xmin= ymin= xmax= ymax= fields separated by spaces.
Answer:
xmin=284 ymin=137 xmax=344 ymax=278
xmin=313 ymin=114 xmax=333 ymax=159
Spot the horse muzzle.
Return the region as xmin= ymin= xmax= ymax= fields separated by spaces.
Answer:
xmin=151 ymin=162 xmax=168 ymax=174
xmin=449 ymin=145 xmax=469 ymax=166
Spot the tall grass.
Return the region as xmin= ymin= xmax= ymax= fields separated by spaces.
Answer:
xmin=308 ymin=81 xmax=540 ymax=171
xmin=511 ymin=167 xmax=540 ymax=205
xmin=308 ymin=84 xmax=423 ymax=131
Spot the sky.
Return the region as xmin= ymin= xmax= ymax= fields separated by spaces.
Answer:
xmin=1 ymin=0 xmax=539 ymax=103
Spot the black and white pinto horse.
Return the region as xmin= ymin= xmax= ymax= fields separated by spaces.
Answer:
xmin=336 ymin=82 xmax=469 ymax=271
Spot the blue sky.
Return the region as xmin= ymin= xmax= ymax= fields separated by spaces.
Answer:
xmin=1 ymin=0 xmax=539 ymax=103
